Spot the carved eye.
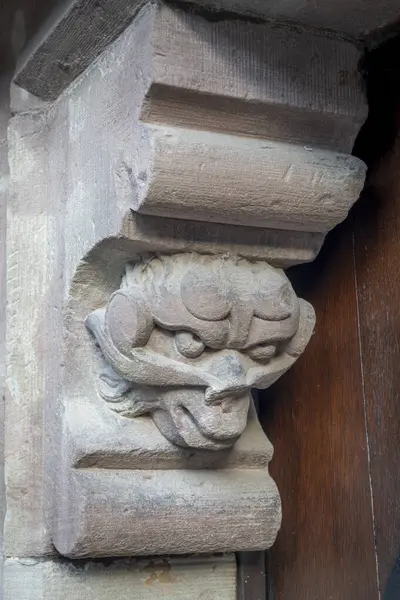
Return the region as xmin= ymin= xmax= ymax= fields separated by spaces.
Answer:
xmin=106 ymin=288 xmax=152 ymax=355
xmin=175 ymin=331 xmax=205 ymax=358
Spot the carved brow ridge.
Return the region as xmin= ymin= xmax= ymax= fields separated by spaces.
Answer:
xmin=86 ymin=308 xmax=296 ymax=394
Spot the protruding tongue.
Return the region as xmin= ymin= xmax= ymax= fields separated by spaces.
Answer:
xmin=152 ymin=407 xmax=237 ymax=450
xmin=168 ymin=393 xmax=250 ymax=450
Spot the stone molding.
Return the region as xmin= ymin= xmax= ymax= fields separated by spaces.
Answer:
xmin=4 ymin=555 xmax=237 ymax=600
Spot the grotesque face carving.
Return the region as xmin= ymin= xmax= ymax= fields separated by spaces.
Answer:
xmin=86 ymin=253 xmax=315 ymax=450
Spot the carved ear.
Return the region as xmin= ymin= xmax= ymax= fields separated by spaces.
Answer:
xmin=105 ymin=287 xmax=153 ymax=356
xmin=284 ymin=299 xmax=315 ymax=358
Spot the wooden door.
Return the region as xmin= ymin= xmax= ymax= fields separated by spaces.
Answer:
xmin=259 ymin=35 xmax=400 ymax=600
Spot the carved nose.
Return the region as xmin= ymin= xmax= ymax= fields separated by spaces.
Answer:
xmin=205 ymin=353 xmax=249 ymax=404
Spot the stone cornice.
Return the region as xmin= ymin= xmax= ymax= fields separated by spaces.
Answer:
xmin=12 ymin=1 xmax=367 ymax=267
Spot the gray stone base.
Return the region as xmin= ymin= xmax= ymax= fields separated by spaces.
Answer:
xmin=4 ymin=555 xmax=236 ymax=600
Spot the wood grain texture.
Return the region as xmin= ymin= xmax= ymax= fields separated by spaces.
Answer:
xmin=237 ymin=552 xmax=266 ymax=600
xmin=353 ymin=131 xmax=400 ymax=597
xmin=352 ymin=36 xmax=400 ymax=597
xmin=258 ymin=35 xmax=400 ymax=600
xmin=260 ymin=218 xmax=379 ymax=600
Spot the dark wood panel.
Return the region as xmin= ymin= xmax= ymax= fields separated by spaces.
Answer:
xmin=260 ymin=218 xmax=379 ymax=600
xmin=353 ymin=141 xmax=400 ymax=595
xmin=352 ymin=37 xmax=400 ymax=598
xmin=237 ymin=552 xmax=266 ymax=600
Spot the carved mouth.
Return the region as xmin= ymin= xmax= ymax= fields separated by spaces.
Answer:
xmin=152 ymin=394 xmax=250 ymax=451
xmin=172 ymin=405 xmax=240 ymax=449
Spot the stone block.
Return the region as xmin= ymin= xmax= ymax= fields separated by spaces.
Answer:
xmin=137 ymin=125 xmax=365 ymax=231
xmin=4 ymin=555 xmax=236 ymax=600
xmin=15 ymin=3 xmax=366 ymax=154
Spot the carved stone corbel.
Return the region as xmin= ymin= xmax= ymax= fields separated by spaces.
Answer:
xmin=85 ymin=254 xmax=315 ymax=451
xmin=5 ymin=0 xmax=368 ymax=596
xmin=49 ymin=250 xmax=314 ymax=556
xmin=52 ymin=242 xmax=315 ymax=557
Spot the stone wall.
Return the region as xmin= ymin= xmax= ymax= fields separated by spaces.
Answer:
xmin=0 ymin=2 xmax=56 ymax=593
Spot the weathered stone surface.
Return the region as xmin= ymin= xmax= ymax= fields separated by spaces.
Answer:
xmin=85 ymin=253 xmax=315 ymax=449
xmin=4 ymin=555 xmax=236 ymax=600
xmin=52 ymin=393 xmax=277 ymax=556
xmin=6 ymin=95 xmax=68 ymax=556
xmin=50 ymin=248 xmax=288 ymax=557
xmin=121 ymin=213 xmax=326 ymax=268
xmin=138 ymin=126 xmax=365 ymax=231
xmin=13 ymin=0 xmax=398 ymax=105
xmin=63 ymin=395 xmax=275 ymax=470
xmin=144 ymin=5 xmax=366 ymax=153
xmin=0 ymin=72 xmax=10 ymax=598
xmin=5 ymin=0 xmax=365 ymax=567
xmin=53 ymin=457 xmax=281 ymax=557
xmin=15 ymin=3 xmax=366 ymax=151
xmin=9 ymin=3 xmax=367 ymax=257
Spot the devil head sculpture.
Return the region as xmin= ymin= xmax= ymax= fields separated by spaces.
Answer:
xmin=85 ymin=253 xmax=315 ymax=451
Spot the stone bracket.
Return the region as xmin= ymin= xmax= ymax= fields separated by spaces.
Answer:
xmin=5 ymin=0 xmax=367 ymax=587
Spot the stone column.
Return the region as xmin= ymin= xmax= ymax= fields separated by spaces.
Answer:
xmin=4 ymin=1 xmax=367 ymax=597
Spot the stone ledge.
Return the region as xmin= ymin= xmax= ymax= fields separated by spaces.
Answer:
xmin=15 ymin=3 xmax=367 ymax=154
xmin=4 ymin=555 xmax=236 ymax=600
xmin=53 ymin=466 xmax=280 ymax=557
xmin=137 ymin=125 xmax=366 ymax=231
